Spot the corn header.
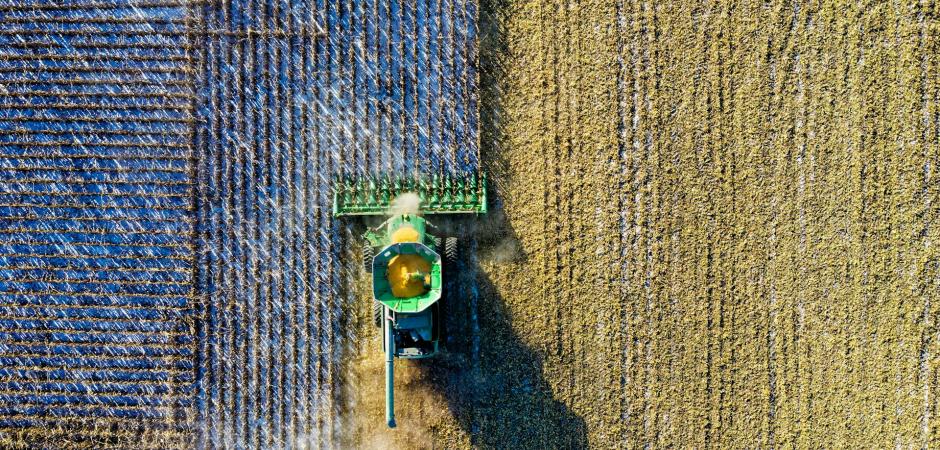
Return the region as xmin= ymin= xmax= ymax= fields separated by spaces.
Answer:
xmin=333 ymin=174 xmax=487 ymax=216
xmin=333 ymin=174 xmax=486 ymax=428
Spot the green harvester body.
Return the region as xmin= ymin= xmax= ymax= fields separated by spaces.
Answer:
xmin=333 ymin=174 xmax=485 ymax=429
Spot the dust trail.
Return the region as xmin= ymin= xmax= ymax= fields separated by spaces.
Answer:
xmin=388 ymin=192 xmax=423 ymax=216
xmin=481 ymin=236 xmax=520 ymax=263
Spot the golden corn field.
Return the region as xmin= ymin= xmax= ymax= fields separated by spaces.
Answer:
xmin=343 ymin=0 xmax=940 ymax=448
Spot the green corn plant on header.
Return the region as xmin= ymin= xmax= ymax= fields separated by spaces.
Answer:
xmin=333 ymin=173 xmax=487 ymax=216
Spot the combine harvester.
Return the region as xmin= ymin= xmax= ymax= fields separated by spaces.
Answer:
xmin=333 ymin=175 xmax=486 ymax=428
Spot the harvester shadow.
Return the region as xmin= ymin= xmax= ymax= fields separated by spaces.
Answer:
xmin=426 ymin=207 xmax=587 ymax=449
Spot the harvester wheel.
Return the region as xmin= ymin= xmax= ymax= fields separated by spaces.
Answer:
xmin=444 ymin=237 xmax=458 ymax=267
xmin=363 ymin=245 xmax=374 ymax=274
xmin=373 ymin=302 xmax=382 ymax=328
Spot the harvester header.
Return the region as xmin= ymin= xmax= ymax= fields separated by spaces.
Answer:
xmin=332 ymin=173 xmax=487 ymax=216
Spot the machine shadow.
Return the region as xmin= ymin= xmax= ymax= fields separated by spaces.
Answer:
xmin=425 ymin=209 xmax=587 ymax=449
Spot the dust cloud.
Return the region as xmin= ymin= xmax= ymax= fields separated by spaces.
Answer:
xmin=388 ymin=193 xmax=422 ymax=216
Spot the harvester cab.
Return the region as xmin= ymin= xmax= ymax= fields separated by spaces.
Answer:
xmin=333 ymin=174 xmax=486 ymax=428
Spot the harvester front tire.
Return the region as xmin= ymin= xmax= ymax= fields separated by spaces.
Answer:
xmin=444 ymin=237 xmax=458 ymax=267
xmin=373 ymin=302 xmax=382 ymax=328
xmin=363 ymin=245 xmax=374 ymax=274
